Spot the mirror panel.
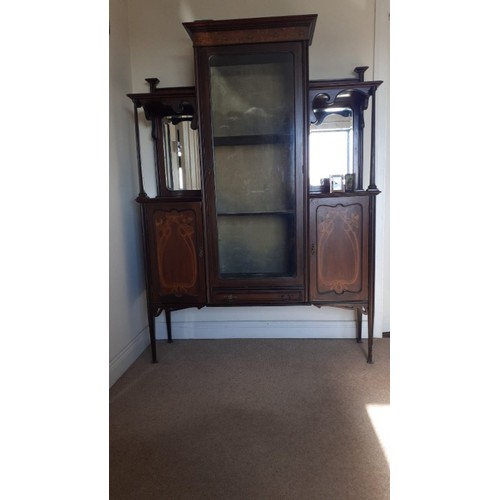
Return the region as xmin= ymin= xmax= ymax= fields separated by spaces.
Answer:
xmin=163 ymin=117 xmax=201 ymax=191
xmin=309 ymin=107 xmax=353 ymax=187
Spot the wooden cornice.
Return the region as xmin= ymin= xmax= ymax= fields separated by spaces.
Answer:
xmin=183 ymin=14 xmax=317 ymax=47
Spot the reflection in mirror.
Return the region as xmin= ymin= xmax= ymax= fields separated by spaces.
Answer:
xmin=163 ymin=116 xmax=201 ymax=190
xmin=309 ymin=107 xmax=353 ymax=188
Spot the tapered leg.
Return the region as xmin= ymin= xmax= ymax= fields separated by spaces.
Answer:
xmin=147 ymin=307 xmax=158 ymax=363
xmin=356 ymin=307 xmax=363 ymax=343
xmin=367 ymin=305 xmax=374 ymax=364
xmin=166 ymin=309 xmax=173 ymax=343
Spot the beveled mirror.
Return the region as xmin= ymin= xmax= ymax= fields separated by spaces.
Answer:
xmin=309 ymin=103 xmax=353 ymax=188
xmin=163 ymin=116 xmax=201 ymax=191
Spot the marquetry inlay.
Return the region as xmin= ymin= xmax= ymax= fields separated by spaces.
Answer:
xmin=316 ymin=204 xmax=362 ymax=294
xmin=154 ymin=210 xmax=198 ymax=295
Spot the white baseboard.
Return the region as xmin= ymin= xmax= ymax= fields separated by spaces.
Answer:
xmin=154 ymin=319 xmax=371 ymax=340
xmin=109 ymin=327 xmax=150 ymax=387
xmin=110 ymin=319 xmax=377 ymax=385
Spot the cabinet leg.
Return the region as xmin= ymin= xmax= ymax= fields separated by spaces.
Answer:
xmin=147 ymin=307 xmax=158 ymax=363
xmin=166 ymin=309 xmax=173 ymax=343
xmin=367 ymin=305 xmax=374 ymax=364
xmin=356 ymin=307 xmax=363 ymax=343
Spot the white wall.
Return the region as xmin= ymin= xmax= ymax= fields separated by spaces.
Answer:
xmin=126 ymin=0 xmax=380 ymax=90
xmin=110 ymin=0 xmax=390 ymax=382
xmin=109 ymin=0 xmax=151 ymax=386
xmin=374 ymin=0 xmax=390 ymax=334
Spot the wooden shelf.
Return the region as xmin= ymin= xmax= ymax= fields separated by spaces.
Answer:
xmin=309 ymin=189 xmax=380 ymax=198
xmin=213 ymin=134 xmax=291 ymax=146
xmin=217 ymin=210 xmax=294 ymax=216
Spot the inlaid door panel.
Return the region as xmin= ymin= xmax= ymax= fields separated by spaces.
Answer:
xmin=145 ymin=202 xmax=206 ymax=305
xmin=309 ymin=196 xmax=369 ymax=303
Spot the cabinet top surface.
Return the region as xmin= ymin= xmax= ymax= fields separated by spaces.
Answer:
xmin=183 ymin=14 xmax=318 ymax=47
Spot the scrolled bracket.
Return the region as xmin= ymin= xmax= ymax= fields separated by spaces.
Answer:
xmin=311 ymin=91 xmax=347 ymax=125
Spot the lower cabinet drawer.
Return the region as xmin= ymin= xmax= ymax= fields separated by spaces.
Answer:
xmin=212 ymin=290 xmax=304 ymax=305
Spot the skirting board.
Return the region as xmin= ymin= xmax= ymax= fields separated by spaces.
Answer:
xmin=110 ymin=319 xmax=376 ymax=386
xmin=154 ymin=319 xmax=372 ymax=340
xmin=109 ymin=327 xmax=150 ymax=387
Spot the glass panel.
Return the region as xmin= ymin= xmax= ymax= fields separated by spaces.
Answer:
xmin=217 ymin=215 xmax=295 ymax=277
xmin=210 ymin=52 xmax=294 ymax=137
xmin=163 ymin=117 xmax=201 ymax=190
xmin=209 ymin=51 xmax=296 ymax=278
xmin=309 ymin=107 xmax=353 ymax=187
xmin=214 ymin=144 xmax=293 ymax=213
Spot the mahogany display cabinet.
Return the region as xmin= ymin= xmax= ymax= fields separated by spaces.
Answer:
xmin=127 ymin=14 xmax=383 ymax=363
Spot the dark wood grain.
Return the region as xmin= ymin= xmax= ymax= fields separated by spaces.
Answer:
xmin=183 ymin=15 xmax=317 ymax=47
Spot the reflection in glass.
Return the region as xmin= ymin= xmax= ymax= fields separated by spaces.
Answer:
xmin=163 ymin=117 xmax=201 ymax=190
xmin=309 ymin=107 xmax=353 ymax=187
xmin=208 ymin=52 xmax=296 ymax=278
xmin=217 ymin=215 xmax=294 ymax=276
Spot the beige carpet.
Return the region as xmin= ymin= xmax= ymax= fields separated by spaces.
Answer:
xmin=110 ymin=338 xmax=389 ymax=499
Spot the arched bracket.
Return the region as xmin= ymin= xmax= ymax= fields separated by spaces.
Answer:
xmin=310 ymin=87 xmax=372 ymax=125
xmin=308 ymin=66 xmax=382 ymax=125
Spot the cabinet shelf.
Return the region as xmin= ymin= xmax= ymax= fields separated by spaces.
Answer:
xmin=213 ymin=134 xmax=291 ymax=146
xmin=309 ymin=189 xmax=381 ymax=198
xmin=217 ymin=210 xmax=294 ymax=216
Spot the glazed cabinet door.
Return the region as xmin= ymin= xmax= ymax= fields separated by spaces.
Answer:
xmin=143 ymin=202 xmax=206 ymax=306
xmin=309 ymin=196 xmax=369 ymax=303
xmin=196 ymin=44 xmax=307 ymax=303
